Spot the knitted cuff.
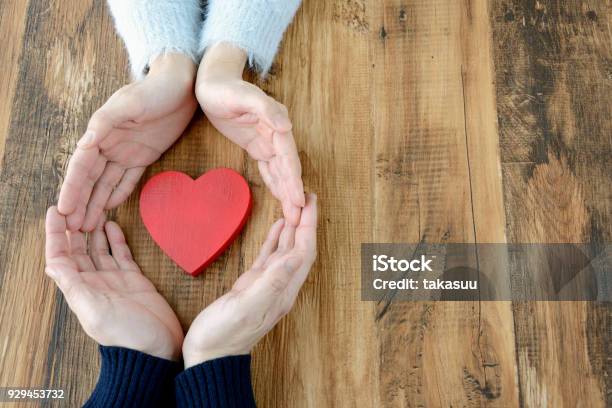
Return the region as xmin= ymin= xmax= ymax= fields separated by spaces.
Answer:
xmin=200 ymin=0 xmax=302 ymax=76
xmin=107 ymin=0 xmax=201 ymax=79
xmin=175 ymin=355 xmax=256 ymax=408
xmin=83 ymin=346 xmax=181 ymax=408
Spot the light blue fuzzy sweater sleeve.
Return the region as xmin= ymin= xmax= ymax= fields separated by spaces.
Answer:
xmin=201 ymin=0 xmax=303 ymax=75
xmin=107 ymin=0 xmax=201 ymax=79
xmin=107 ymin=0 xmax=301 ymax=79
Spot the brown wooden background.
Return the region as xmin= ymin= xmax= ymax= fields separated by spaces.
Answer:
xmin=0 ymin=0 xmax=610 ymax=406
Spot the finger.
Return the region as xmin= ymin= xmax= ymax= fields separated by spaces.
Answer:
xmin=45 ymin=207 xmax=85 ymax=293
xmin=263 ymin=101 xmax=292 ymax=133
xmin=272 ymin=101 xmax=292 ymax=132
xmin=257 ymin=161 xmax=282 ymax=198
xmin=285 ymin=253 xmax=315 ymax=304
xmin=105 ymin=221 xmax=140 ymax=271
xmin=285 ymin=194 xmax=318 ymax=300
xmin=272 ymin=131 xmax=305 ymax=207
xmin=106 ymin=167 xmax=145 ymax=209
xmin=45 ymin=207 xmax=70 ymax=259
xmin=255 ymin=121 xmax=274 ymax=140
xmin=82 ymin=163 xmax=125 ymax=231
xmin=242 ymin=256 xmax=302 ymax=309
xmin=294 ymin=193 xmax=318 ymax=254
xmin=90 ymin=216 xmax=118 ymax=270
xmin=233 ymin=219 xmax=285 ymax=292
xmin=282 ymin=201 xmax=301 ymax=227
xmin=268 ymin=158 xmax=302 ymax=226
xmin=263 ymin=159 xmax=298 ymax=226
xmin=246 ymin=135 xmax=275 ymax=161
xmin=68 ymin=230 xmax=96 ymax=271
xmin=251 ymin=219 xmax=285 ymax=270
xmin=58 ymin=146 xmax=101 ymax=215
xmin=64 ymin=155 xmax=107 ymax=231
xmin=79 ymin=89 xmax=143 ymax=148
xmin=65 ymin=206 xmax=86 ymax=232
xmin=278 ymin=223 xmax=297 ymax=252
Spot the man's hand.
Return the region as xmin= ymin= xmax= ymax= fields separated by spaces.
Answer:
xmin=45 ymin=207 xmax=184 ymax=361
xmin=196 ymin=43 xmax=305 ymax=225
xmin=182 ymin=194 xmax=317 ymax=368
xmin=58 ymin=53 xmax=197 ymax=232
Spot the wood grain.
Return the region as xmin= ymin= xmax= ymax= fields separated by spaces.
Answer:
xmin=491 ymin=1 xmax=611 ymax=406
xmin=371 ymin=1 xmax=517 ymax=405
xmin=0 ymin=0 xmax=608 ymax=407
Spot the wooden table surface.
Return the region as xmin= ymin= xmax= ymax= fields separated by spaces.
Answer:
xmin=0 ymin=0 xmax=610 ymax=406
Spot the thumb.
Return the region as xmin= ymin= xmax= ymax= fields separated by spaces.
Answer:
xmin=78 ymin=110 xmax=115 ymax=149
xmin=78 ymin=87 xmax=144 ymax=148
xmin=228 ymin=84 xmax=292 ymax=132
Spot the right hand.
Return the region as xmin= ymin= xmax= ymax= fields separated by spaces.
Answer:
xmin=58 ymin=53 xmax=197 ymax=232
xmin=44 ymin=207 xmax=184 ymax=361
xmin=182 ymin=194 xmax=318 ymax=368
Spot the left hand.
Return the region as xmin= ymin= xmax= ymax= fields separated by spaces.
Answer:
xmin=196 ymin=43 xmax=305 ymax=225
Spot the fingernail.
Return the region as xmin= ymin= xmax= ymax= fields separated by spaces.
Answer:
xmin=77 ymin=131 xmax=95 ymax=147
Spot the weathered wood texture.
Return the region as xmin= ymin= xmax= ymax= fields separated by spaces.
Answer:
xmin=491 ymin=1 xmax=611 ymax=407
xmin=0 ymin=0 xmax=608 ymax=407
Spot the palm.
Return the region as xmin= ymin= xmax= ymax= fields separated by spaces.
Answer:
xmin=67 ymin=269 xmax=181 ymax=356
xmin=183 ymin=194 xmax=317 ymax=367
xmin=45 ymin=208 xmax=183 ymax=360
xmin=59 ymin=71 xmax=197 ymax=232
xmin=196 ymin=78 xmax=305 ymax=225
xmin=96 ymin=80 xmax=197 ymax=167
xmin=199 ymin=80 xmax=279 ymax=153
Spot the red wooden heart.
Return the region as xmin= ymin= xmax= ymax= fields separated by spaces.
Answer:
xmin=139 ymin=169 xmax=252 ymax=276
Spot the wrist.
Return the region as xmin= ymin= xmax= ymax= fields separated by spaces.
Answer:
xmin=182 ymin=350 xmax=215 ymax=369
xmin=199 ymin=42 xmax=247 ymax=80
xmin=149 ymin=344 xmax=182 ymax=362
xmin=183 ymin=346 xmax=250 ymax=369
xmin=148 ymin=52 xmax=196 ymax=85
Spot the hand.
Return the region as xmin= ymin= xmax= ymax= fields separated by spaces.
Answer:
xmin=196 ymin=43 xmax=305 ymax=225
xmin=44 ymin=207 xmax=184 ymax=360
xmin=182 ymin=194 xmax=317 ymax=367
xmin=58 ymin=53 xmax=197 ymax=232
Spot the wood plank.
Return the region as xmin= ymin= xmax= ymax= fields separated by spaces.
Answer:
xmin=371 ymin=0 xmax=518 ymax=405
xmin=0 ymin=0 xmax=30 ymax=167
xmin=250 ymin=1 xmax=379 ymax=405
xmin=0 ymin=0 xmax=32 ymax=390
xmin=0 ymin=0 xmax=609 ymax=406
xmin=490 ymin=0 xmax=611 ymax=406
xmin=0 ymin=0 xmax=130 ymax=404
xmin=461 ymin=0 xmax=519 ymax=404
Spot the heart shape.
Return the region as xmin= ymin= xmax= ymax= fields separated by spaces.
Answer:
xmin=139 ymin=169 xmax=252 ymax=276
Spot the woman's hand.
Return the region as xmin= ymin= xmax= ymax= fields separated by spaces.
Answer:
xmin=44 ymin=207 xmax=184 ymax=361
xmin=196 ymin=43 xmax=305 ymax=225
xmin=58 ymin=53 xmax=197 ymax=232
xmin=182 ymin=194 xmax=317 ymax=368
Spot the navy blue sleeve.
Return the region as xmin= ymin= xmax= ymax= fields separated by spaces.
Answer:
xmin=83 ymin=346 xmax=181 ymax=408
xmin=175 ymin=355 xmax=256 ymax=408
